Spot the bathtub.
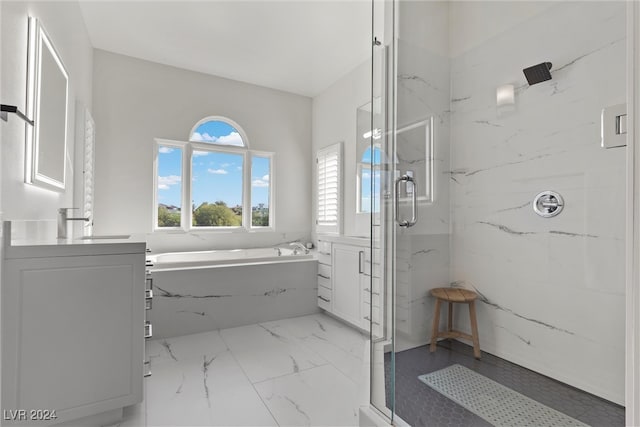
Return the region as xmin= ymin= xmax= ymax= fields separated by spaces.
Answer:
xmin=147 ymin=247 xmax=319 ymax=338
xmin=147 ymin=247 xmax=313 ymax=270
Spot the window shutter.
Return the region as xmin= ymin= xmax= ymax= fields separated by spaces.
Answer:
xmin=82 ymin=109 xmax=96 ymax=237
xmin=316 ymin=143 xmax=341 ymax=234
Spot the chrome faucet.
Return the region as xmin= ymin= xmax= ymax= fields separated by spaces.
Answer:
xmin=289 ymin=242 xmax=309 ymax=255
xmin=57 ymin=208 xmax=90 ymax=239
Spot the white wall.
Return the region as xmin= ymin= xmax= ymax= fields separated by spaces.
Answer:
xmin=448 ymin=1 xmax=555 ymax=58
xmin=92 ymin=50 xmax=312 ymax=252
xmin=449 ymin=1 xmax=626 ymax=404
xmin=0 ymin=1 xmax=93 ymax=223
xmin=311 ymin=60 xmax=371 ymax=239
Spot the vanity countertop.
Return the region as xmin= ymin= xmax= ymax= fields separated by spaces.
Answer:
xmin=3 ymin=222 xmax=146 ymax=259
xmin=5 ymin=237 xmax=146 ymax=259
xmin=316 ymin=234 xmax=374 ymax=247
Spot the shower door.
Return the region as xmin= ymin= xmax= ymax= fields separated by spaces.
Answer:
xmin=370 ymin=0 xmax=627 ymax=425
xmin=370 ymin=0 xmax=451 ymax=421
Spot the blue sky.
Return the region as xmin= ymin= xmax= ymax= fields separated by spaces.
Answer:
xmin=157 ymin=122 xmax=269 ymax=209
xmin=360 ymin=146 xmax=381 ymax=213
xmin=191 ymin=121 xmax=245 ymax=146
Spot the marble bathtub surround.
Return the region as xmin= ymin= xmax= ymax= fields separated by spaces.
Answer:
xmin=148 ymin=259 xmax=319 ymax=338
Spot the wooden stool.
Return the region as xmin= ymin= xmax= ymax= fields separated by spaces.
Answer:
xmin=429 ymin=287 xmax=481 ymax=359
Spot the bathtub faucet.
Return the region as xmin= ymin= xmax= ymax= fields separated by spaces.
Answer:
xmin=289 ymin=242 xmax=309 ymax=255
xmin=274 ymin=247 xmax=282 ymax=256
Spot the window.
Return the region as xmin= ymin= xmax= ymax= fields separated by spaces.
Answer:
xmin=156 ymin=144 xmax=183 ymax=228
xmin=154 ymin=117 xmax=273 ymax=231
xmin=192 ymin=151 xmax=244 ymax=227
xmin=251 ymin=156 xmax=271 ymax=227
xmin=316 ymin=142 xmax=342 ymax=234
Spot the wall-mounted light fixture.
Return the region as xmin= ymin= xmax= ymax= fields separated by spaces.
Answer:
xmin=496 ymin=84 xmax=515 ymax=107
xmin=0 ymin=104 xmax=34 ymax=125
xmin=496 ymin=84 xmax=515 ymax=117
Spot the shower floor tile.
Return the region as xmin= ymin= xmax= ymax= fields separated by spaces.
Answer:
xmin=387 ymin=340 xmax=625 ymax=427
xmin=118 ymin=313 xmax=368 ymax=427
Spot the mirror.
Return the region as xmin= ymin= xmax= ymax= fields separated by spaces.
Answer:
xmin=356 ymin=101 xmax=434 ymax=213
xmin=25 ymin=17 xmax=69 ymax=191
xmin=395 ymin=117 xmax=433 ymax=202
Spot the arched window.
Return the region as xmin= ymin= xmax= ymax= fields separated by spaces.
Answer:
xmin=189 ymin=117 xmax=248 ymax=147
xmin=154 ymin=117 xmax=273 ymax=231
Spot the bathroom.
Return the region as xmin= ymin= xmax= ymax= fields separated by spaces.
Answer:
xmin=0 ymin=1 xmax=639 ymax=426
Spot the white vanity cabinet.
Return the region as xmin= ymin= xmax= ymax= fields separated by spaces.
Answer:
xmin=331 ymin=243 xmax=365 ymax=326
xmin=316 ymin=240 xmax=332 ymax=311
xmin=317 ymin=237 xmax=382 ymax=338
xmin=2 ymin=234 xmax=146 ymax=426
xmin=360 ymin=250 xmax=383 ymax=338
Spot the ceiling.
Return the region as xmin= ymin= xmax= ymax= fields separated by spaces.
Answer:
xmin=79 ymin=1 xmax=372 ymax=97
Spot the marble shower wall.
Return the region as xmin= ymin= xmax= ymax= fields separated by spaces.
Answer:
xmin=394 ymin=1 xmax=451 ymax=348
xmin=449 ymin=2 xmax=626 ymax=404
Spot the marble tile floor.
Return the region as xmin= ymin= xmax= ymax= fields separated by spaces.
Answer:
xmin=113 ymin=313 xmax=369 ymax=427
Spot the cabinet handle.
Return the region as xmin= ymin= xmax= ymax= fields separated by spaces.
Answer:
xmin=144 ymin=360 xmax=152 ymax=377
xmin=318 ymin=296 xmax=330 ymax=303
xmin=145 ymin=289 xmax=153 ymax=299
xmin=364 ymin=316 xmax=380 ymax=326
xmin=317 ymin=274 xmax=330 ymax=280
xmin=145 ymin=321 xmax=153 ymax=339
xmin=358 ymin=251 xmax=364 ymax=274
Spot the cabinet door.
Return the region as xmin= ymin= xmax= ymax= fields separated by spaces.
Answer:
xmin=331 ymin=244 xmax=363 ymax=326
xmin=2 ymin=253 xmax=145 ymax=426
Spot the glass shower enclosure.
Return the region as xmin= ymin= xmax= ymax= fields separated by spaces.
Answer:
xmin=367 ymin=1 xmax=627 ymax=424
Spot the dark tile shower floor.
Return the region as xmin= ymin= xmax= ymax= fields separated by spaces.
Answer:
xmin=384 ymin=341 xmax=624 ymax=427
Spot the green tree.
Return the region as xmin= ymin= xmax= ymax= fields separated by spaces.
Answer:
xmin=158 ymin=206 xmax=181 ymax=227
xmin=193 ymin=202 xmax=241 ymax=226
xmin=252 ymin=210 xmax=269 ymax=226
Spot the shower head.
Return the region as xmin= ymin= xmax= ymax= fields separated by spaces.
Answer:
xmin=523 ymin=62 xmax=552 ymax=85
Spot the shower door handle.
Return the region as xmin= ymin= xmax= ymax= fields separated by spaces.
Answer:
xmin=395 ymin=175 xmax=417 ymax=228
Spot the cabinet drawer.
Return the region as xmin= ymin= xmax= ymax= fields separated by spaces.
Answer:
xmin=363 ymin=289 xmax=381 ymax=307
xmin=362 ymin=302 xmax=381 ymax=325
xmin=317 ymin=263 xmax=331 ymax=280
xmin=363 ymin=260 xmax=381 ymax=278
xmin=317 ymin=240 xmax=331 ymax=255
xmin=317 ymin=285 xmax=331 ymax=310
xmin=318 ymin=275 xmax=331 ymax=289
xmin=317 ymin=252 xmax=331 ymax=266
xmin=362 ymin=277 xmax=381 ymax=294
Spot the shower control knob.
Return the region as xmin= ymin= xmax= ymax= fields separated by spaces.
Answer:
xmin=533 ymin=191 xmax=564 ymax=218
